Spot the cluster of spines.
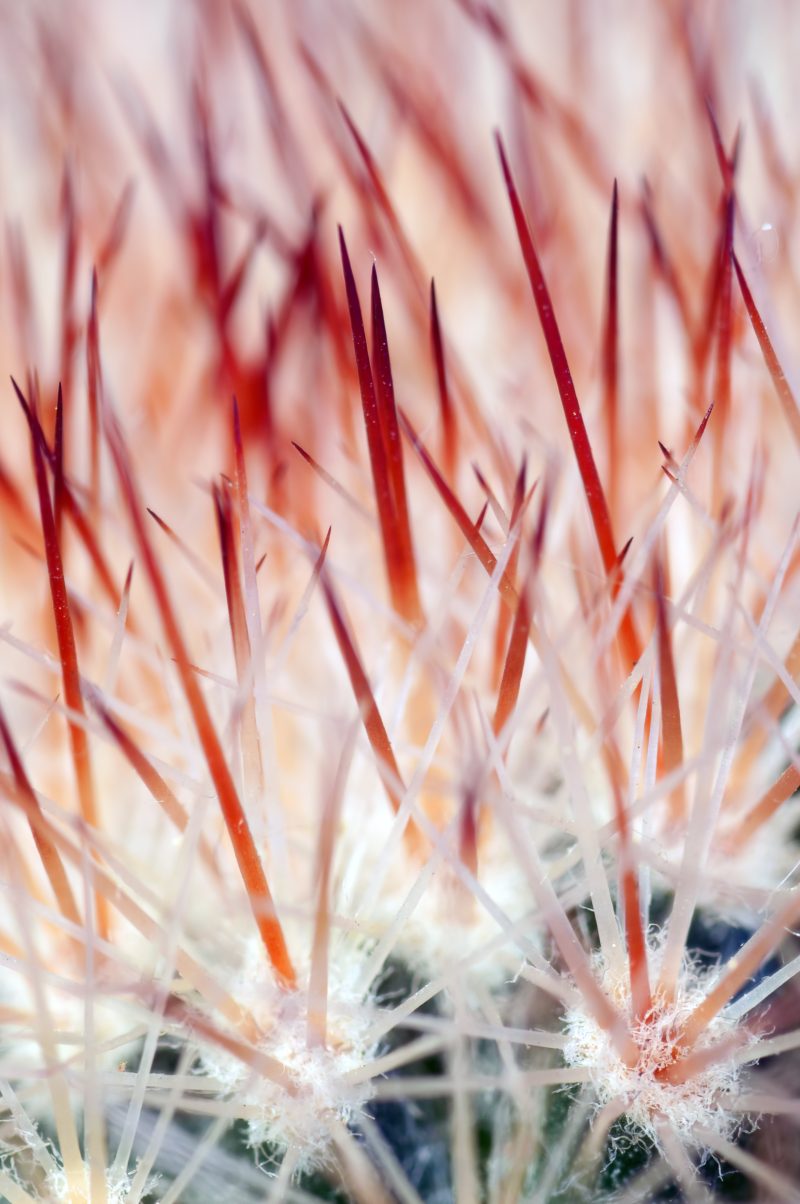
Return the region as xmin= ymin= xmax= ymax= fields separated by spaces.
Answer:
xmin=2 ymin=3 xmax=800 ymax=1202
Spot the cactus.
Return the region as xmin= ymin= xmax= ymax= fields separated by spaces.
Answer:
xmin=1 ymin=2 xmax=800 ymax=1201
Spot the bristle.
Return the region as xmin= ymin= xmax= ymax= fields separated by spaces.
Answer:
xmin=13 ymin=378 xmax=107 ymax=938
xmin=640 ymin=178 xmax=692 ymax=340
xmin=488 ymin=463 xmax=524 ymax=689
xmin=216 ymin=421 xmax=265 ymax=810
xmin=711 ymin=193 xmax=735 ymax=508
xmin=103 ymin=404 xmax=296 ymax=990
xmin=704 ymin=100 xmax=737 ymax=193
xmin=602 ymin=180 xmax=620 ymax=525
xmin=212 ymin=484 xmax=250 ymax=679
xmin=429 ymin=279 xmax=458 ymax=482
xmin=339 ymin=228 xmax=417 ymax=624
xmin=655 ymin=555 xmax=686 ymax=825
xmin=491 ymin=468 xmax=530 ymax=719
xmin=459 ymin=0 xmax=610 ymax=192
xmin=337 ymin=102 xmax=422 ymax=298
xmin=0 ymin=704 xmax=81 ymax=932
xmin=733 ymin=251 xmax=800 ymax=449
xmin=307 ymin=725 xmax=357 ymax=1050
xmin=610 ymin=765 xmax=652 ymax=1020
xmin=291 ymin=441 xmax=373 ymax=520
xmin=96 ymin=180 xmax=135 ymax=282
xmin=496 ymin=135 xmax=641 ymax=674
xmin=678 ymin=887 xmax=800 ymax=1050
xmin=750 ymin=79 xmax=794 ymax=206
xmin=52 ymin=383 xmax=65 ymax=547
xmin=147 ymin=506 xmax=220 ymax=593
xmin=370 ymin=265 xmax=423 ymax=628
xmin=725 ymin=762 xmax=800 ymax=853
xmin=57 ymin=167 xmax=78 ymax=424
xmin=87 ymin=689 xmax=219 ymax=879
xmin=321 ymin=564 xmax=424 ymax=854
xmin=401 ymin=408 xmax=516 ymax=611
xmin=86 ymin=270 xmax=102 ymax=509
xmin=6 ymin=223 xmax=36 ymax=371
xmin=233 ymin=0 xmax=309 ymax=201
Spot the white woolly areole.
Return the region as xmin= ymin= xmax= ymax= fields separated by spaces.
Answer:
xmin=45 ymin=1166 xmax=135 ymax=1203
xmin=200 ymin=937 xmax=376 ymax=1169
xmin=563 ymin=949 xmax=755 ymax=1149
